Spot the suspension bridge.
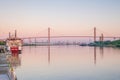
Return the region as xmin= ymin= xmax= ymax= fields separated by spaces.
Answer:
xmin=1 ymin=27 xmax=120 ymax=45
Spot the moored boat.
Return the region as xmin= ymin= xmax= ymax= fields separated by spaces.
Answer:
xmin=6 ymin=30 xmax=23 ymax=54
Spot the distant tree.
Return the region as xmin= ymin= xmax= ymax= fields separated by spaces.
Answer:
xmin=0 ymin=41 xmax=6 ymax=45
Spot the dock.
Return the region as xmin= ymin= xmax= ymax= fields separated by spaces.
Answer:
xmin=0 ymin=46 xmax=17 ymax=80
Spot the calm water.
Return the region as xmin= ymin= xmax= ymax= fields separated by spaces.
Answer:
xmin=14 ymin=46 xmax=120 ymax=80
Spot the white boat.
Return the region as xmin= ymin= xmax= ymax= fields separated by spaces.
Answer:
xmin=6 ymin=30 xmax=23 ymax=54
xmin=6 ymin=38 xmax=22 ymax=54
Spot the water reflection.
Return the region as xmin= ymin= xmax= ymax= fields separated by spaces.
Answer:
xmin=47 ymin=46 xmax=102 ymax=65
xmin=7 ymin=54 xmax=21 ymax=68
xmin=48 ymin=45 xmax=50 ymax=64
xmin=94 ymin=47 xmax=96 ymax=65
xmin=15 ymin=46 xmax=120 ymax=80
xmin=94 ymin=47 xmax=104 ymax=65
xmin=100 ymin=47 xmax=104 ymax=58
xmin=0 ymin=53 xmax=19 ymax=80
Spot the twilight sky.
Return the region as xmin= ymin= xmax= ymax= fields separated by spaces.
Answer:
xmin=0 ymin=0 xmax=120 ymax=38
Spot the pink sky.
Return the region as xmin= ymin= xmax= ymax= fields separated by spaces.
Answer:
xmin=0 ymin=0 xmax=120 ymax=38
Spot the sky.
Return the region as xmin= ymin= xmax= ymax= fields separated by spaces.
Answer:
xmin=0 ymin=0 xmax=120 ymax=38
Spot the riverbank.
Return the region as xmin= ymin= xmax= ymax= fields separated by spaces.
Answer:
xmin=88 ymin=40 xmax=120 ymax=47
xmin=0 ymin=41 xmax=5 ymax=45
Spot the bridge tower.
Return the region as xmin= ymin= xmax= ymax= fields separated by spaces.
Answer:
xmin=94 ymin=27 xmax=96 ymax=42
xmin=15 ymin=30 xmax=17 ymax=38
xmin=100 ymin=33 xmax=104 ymax=42
xmin=9 ymin=32 xmax=11 ymax=38
xmin=48 ymin=27 xmax=50 ymax=46
xmin=99 ymin=33 xmax=104 ymax=46
xmin=101 ymin=33 xmax=104 ymax=42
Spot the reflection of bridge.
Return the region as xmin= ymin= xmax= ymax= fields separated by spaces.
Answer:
xmin=47 ymin=45 xmax=103 ymax=65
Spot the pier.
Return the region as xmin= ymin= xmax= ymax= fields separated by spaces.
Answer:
xmin=0 ymin=46 xmax=17 ymax=80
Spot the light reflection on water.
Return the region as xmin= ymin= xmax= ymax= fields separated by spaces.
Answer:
xmin=15 ymin=46 xmax=120 ymax=80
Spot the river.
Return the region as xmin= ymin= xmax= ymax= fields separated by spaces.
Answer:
xmin=14 ymin=46 xmax=120 ymax=80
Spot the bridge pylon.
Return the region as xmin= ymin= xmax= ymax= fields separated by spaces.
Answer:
xmin=48 ymin=27 xmax=50 ymax=46
xmin=94 ymin=27 xmax=96 ymax=42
